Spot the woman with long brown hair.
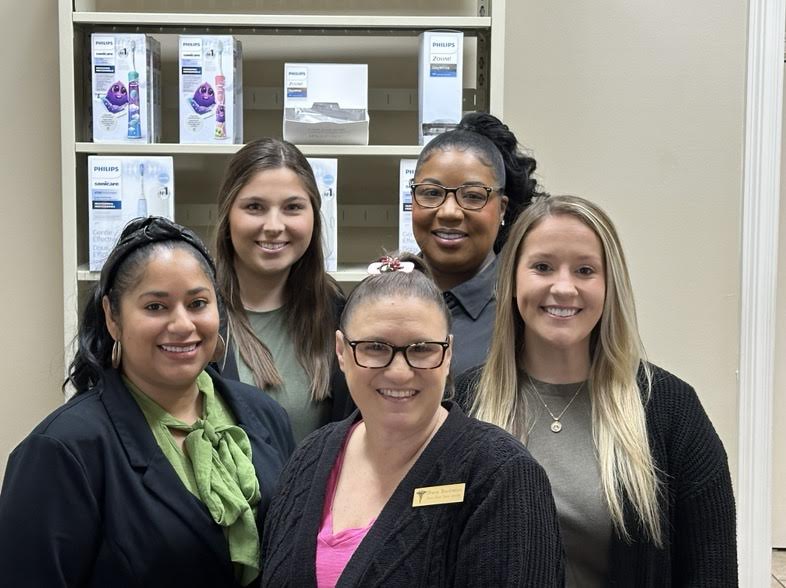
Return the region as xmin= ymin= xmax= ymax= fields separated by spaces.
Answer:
xmin=214 ymin=138 xmax=350 ymax=442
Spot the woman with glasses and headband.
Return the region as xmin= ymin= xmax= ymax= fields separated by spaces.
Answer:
xmin=0 ymin=217 xmax=295 ymax=587
xmin=456 ymin=196 xmax=736 ymax=586
xmin=262 ymin=253 xmax=564 ymax=587
xmin=411 ymin=112 xmax=543 ymax=378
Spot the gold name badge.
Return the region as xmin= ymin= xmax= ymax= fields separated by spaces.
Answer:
xmin=412 ymin=483 xmax=466 ymax=507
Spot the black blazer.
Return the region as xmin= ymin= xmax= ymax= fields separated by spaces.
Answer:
xmin=0 ymin=367 xmax=295 ymax=588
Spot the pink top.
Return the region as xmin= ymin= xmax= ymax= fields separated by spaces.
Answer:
xmin=316 ymin=422 xmax=375 ymax=588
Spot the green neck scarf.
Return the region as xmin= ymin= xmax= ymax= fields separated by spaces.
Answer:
xmin=126 ymin=371 xmax=262 ymax=586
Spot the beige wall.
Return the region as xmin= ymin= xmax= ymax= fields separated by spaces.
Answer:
xmin=0 ymin=1 xmax=63 ymax=473
xmin=502 ymin=0 xmax=747 ymax=482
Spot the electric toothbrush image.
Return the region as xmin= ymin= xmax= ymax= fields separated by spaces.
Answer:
xmin=91 ymin=33 xmax=161 ymax=143
xmin=214 ymin=41 xmax=227 ymax=139
xmin=136 ymin=162 xmax=147 ymax=216
xmin=307 ymin=158 xmax=338 ymax=272
xmin=126 ymin=42 xmax=142 ymax=139
xmin=179 ymin=35 xmax=243 ymax=144
xmin=88 ymin=156 xmax=175 ymax=271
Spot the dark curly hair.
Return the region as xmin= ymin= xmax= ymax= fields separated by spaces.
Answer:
xmin=418 ymin=112 xmax=543 ymax=251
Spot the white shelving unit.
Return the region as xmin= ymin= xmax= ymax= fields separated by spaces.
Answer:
xmin=58 ymin=0 xmax=506 ymax=356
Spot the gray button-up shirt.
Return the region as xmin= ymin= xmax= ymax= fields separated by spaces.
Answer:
xmin=443 ymin=256 xmax=499 ymax=379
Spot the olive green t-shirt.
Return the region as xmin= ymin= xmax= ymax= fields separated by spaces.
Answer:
xmin=237 ymin=307 xmax=330 ymax=443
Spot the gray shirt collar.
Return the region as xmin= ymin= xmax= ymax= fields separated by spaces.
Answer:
xmin=443 ymin=255 xmax=498 ymax=320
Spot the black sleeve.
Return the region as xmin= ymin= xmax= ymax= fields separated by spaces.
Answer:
xmin=453 ymin=451 xmax=565 ymax=587
xmin=0 ymin=434 xmax=101 ymax=587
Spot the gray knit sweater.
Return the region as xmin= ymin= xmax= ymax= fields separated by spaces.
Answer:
xmin=261 ymin=402 xmax=565 ymax=587
xmin=454 ymin=364 xmax=737 ymax=587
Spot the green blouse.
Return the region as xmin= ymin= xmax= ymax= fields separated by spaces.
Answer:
xmin=126 ymin=371 xmax=261 ymax=585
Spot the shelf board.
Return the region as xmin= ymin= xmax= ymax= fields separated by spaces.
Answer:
xmin=78 ymin=263 xmax=369 ymax=283
xmin=75 ymin=142 xmax=423 ymax=156
xmin=73 ymin=12 xmax=491 ymax=31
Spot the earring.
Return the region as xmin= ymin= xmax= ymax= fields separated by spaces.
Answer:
xmin=501 ymin=218 xmax=506 ymax=226
xmin=111 ymin=340 xmax=122 ymax=369
xmin=212 ymin=333 xmax=227 ymax=363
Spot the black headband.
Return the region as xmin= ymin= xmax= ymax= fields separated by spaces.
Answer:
xmin=99 ymin=216 xmax=215 ymax=295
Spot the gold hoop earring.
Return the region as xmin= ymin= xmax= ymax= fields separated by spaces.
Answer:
xmin=111 ymin=340 xmax=122 ymax=369
xmin=212 ymin=334 xmax=226 ymax=363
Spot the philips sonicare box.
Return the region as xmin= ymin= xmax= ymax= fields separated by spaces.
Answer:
xmin=399 ymin=159 xmax=419 ymax=253
xmin=179 ymin=36 xmax=243 ymax=144
xmin=284 ymin=63 xmax=369 ymax=145
xmin=418 ymin=31 xmax=464 ymax=144
xmin=88 ymin=156 xmax=175 ymax=271
xmin=91 ymin=34 xmax=161 ymax=143
xmin=308 ymin=158 xmax=338 ymax=272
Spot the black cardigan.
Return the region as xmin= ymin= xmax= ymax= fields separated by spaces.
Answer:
xmin=262 ymin=402 xmax=565 ymax=587
xmin=454 ymin=364 xmax=737 ymax=587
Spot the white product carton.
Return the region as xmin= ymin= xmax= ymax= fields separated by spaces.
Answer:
xmin=91 ymin=34 xmax=161 ymax=143
xmin=284 ymin=63 xmax=369 ymax=145
xmin=88 ymin=156 xmax=175 ymax=271
xmin=308 ymin=158 xmax=338 ymax=272
xmin=398 ymin=159 xmax=419 ymax=254
xmin=418 ymin=30 xmax=464 ymax=144
xmin=179 ymin=36 xmax=243 ymax=144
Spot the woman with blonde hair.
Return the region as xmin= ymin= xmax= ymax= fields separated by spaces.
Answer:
xmin=214 ymin=138 xmax=351 ymax=442
xmin=456 ymin=195 xmax=736 ymax=586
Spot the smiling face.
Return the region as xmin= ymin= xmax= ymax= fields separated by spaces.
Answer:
xmin=229 ymin=167 xmax=315 ymax=285
xmin=412 ymin=149 xmax=508 ymax=289
xmin=515 ymin=214 xmax=606 ymax=362
xmin=103 ymin=247 xmax=220 ymax=399
xmin=336 ymin=295 xmax=452 ymax=435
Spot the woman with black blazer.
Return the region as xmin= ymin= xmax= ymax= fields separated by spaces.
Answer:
xmin=0 ymin=217 xmax=295 ymax=587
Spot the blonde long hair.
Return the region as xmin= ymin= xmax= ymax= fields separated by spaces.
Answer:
xmin=214 ymin=138 xmax=342 ymax=400
xmin=471 ymin=195 xmax=662 ymax=546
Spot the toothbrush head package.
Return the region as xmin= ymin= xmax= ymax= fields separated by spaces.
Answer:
xmin=91 ymin=34 xmax=161 ymax=143
xmin=88 ymin=156 xmax=175 ymax=271
xmin=179 ymin=35 xmax=243 ymax=144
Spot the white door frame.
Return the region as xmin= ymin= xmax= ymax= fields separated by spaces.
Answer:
xmin=738 ymin=0 xmax=784 ymax=584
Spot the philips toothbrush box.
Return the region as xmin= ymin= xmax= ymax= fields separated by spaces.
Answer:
xmin=418 ymin=31 xmax=464 ymax=145
xmin=398 ymin=159 xmax=419 ymax=253
xmin=283 ymin=63 xmax=369 ymax=145
xmin=91 ymin=34 xmax=161 ymax=143
xmin=307 ymin=158 xmax=338 ymax=272
xmin=179 ymin=35 xmax=243 ymax=144
xmin=88 ymin=156 xmax=175 ymax=271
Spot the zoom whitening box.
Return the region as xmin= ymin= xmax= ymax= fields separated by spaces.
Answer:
xmin=308 ymin=158 xmax=338 ymax=272
xmin=91 ymin=34 xmax=161 ymax=143
xmin=88 ymin=156 xmax=175 ymax=271
xmin=418 ymin=31 xmax=464 ymax=144
xmin=284 ymin=63 xmax=369 ymax=145
xmin=398 ymin=159 xmax=419 ymax=254
xmin=179 ymin=36 xmax=243 ymax=144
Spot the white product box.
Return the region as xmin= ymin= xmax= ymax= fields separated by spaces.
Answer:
xmin=179 ymin=36 xmax=243 ymax=144
xmin=88 ymin=156 xmax=175 ymax=271
xmin=418 ymin=30 xmax=464 ymax=145
xmin=399 ymin=159 xmax=419 ymax=254
xmin=284 ymin=63 xmax=369 ymax=145
xmin=91 ymin=34 xmax=161 ymax=143
xmin=308 ymin=158 xmax=338 ymax=272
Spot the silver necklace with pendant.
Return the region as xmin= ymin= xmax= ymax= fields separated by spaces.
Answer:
xmin=528 ymin=374 xmax=586 ymax=433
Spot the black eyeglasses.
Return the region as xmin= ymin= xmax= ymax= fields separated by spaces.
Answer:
xmin=409 ymin=180 xmax=499 ymax=211
xmin=341 ymin=332 xmax=450 ymax=369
